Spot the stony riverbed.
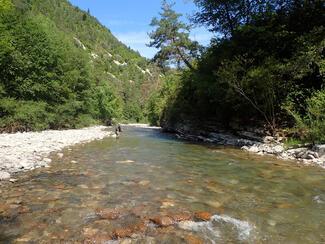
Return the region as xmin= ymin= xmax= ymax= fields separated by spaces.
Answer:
xmin=0 ymin=126 xmax=115 ymax=180
xmin=0 ymin=126 xmax=324 ymax=243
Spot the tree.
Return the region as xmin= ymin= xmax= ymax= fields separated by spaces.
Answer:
xmin=148 ymin=0 xmax=199 ymax=70
xmin=193 ymin=0 xmax=276 ymax=37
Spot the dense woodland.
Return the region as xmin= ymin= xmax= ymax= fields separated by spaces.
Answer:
xmin=147 ymin=0 xmax=324 ymax=144
xmin=0 ymin=0 xmax=162 ymax=132
xmin=0 ymin=0 xmax=324 ymax=145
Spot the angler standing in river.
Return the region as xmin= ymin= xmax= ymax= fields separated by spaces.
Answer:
xmin=115 ymin=124 xmax=122 ymax=138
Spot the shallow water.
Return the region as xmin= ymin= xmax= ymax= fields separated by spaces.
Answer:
xmin=1 ymin=126 xmax=325 ymax=243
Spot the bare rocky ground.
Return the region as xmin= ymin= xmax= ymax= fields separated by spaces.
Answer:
xmin=171 ymin=125 xmax=325 ymax=169
xmin=0 ymin=126 xmax=115 ymax=181
xmin=241 ymin=138 xmax=325 ymax=169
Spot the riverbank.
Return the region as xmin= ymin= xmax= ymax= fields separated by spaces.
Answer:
xmin=123 ymin=123 xmax=161 ymax=129
xmin=0 ymin=126 xmax=115 ymax=181
xmin=165 ymin=124 xmax=325 ymax=169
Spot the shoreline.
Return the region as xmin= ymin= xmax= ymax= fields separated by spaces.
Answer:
xmin=0 ymin=126 xmax=115 ymax=181
xmin=165 ymin=125 xmax=325 ymax=169
xmin=1 ymin=123 xmax=324 ymax=182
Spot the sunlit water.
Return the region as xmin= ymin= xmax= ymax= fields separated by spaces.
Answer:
xmin=1 ymin=126 xmax=325 ymax=243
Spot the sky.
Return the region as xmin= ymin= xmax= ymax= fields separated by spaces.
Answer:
xmin=69 ymin=0 xmax=214 ymax=59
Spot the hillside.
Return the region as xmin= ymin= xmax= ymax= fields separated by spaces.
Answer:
xmin=0 ymin=0 xmax=162 ymax=132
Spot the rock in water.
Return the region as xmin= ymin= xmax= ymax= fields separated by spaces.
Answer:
xmin=0 ymin=171 xmax=11 ymax=181
xmin=116 ymin=160 xmax=135 ymax=164
xmin=194 ymin=212 xmax=212 ymax=221
xmin=113 ymin=227 xmax=133 ymax=238
xmin=96 ymin=208 xmax=120 ymax=220
xmin=150 ymin=216 xmax=174 ymax=227
xmin=169 ymin=213 xmax=192 ymax=222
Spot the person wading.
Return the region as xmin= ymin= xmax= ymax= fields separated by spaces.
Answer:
xmin=115 ymin=124 xmax=122 ymax=138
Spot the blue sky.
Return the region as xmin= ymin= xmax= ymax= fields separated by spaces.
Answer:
xmin=69 ymin=0 xmax=213 ymax=58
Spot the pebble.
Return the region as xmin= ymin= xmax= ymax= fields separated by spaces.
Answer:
xmin=0 ymin=171 xmax=11 ymax=181
xmin=0 ymin=126 xmax=113 ymax=174
xmin=57 ymin=153 xmax=64 ymax=158
xmin=206 ymin=200 xmax=222 ymax=209
xmin=43 ymin=158 xmax=52 ymax=163
xmin=138 ymin=180 xmax=150 ymax=186
xmin=160 ymin=199 xmax=175 ymax=208
xmin=116 ymin=160 xmax=135 ymax=164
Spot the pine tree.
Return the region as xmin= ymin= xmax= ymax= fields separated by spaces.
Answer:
xmin=148 ymin=0 xmax=199 ymax=70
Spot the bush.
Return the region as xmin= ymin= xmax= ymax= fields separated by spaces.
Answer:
xmin=305 ymin=90 xmax=325 ymax=143
xmin=0 ymin=98 xmax=50 ymax=132
xmin=286 ymin=89 xmax=325 ymax=144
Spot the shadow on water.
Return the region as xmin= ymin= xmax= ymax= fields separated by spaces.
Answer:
xmin=1 ymin=126 xmax=325 ymax=243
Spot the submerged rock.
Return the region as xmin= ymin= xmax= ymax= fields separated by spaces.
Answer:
xmin=96 ymin=208 xmax=120 ymax=220
xmin=183 ymin=234 xmax=204 ymax=244
xmin=116 ymin=160 xmax=135 ymax=164
xmin=138 ymin=180 xmax=150 ymax=186
xmin=169 ymin=213 xmax=192 ymax=222
xmin=113 ymin=227 xmax=134 ymax=239
xmin=150 ymin=216 xmax=174 ymax=227
xmin=194 ymin=212 xmax=212 ymax=221
xmin=84 ymin=234 xmax=112 ymax=243
xmin=160 ymin=199 xmax=175 ymax=208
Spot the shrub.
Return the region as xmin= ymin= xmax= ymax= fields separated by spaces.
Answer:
xmin=0 ymin=98 xmax=50 ymax=132
xmin=305 ymin=90 xmax=325 ymax=143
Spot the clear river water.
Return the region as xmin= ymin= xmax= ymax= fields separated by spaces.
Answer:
xmin=1 ymin=126 xmax=325 ymax=243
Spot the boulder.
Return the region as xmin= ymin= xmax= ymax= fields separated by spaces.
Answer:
xmin=313 ymin=145 xmax=325 ymax=158
xmin=263 ymin=136 xmax=275 ymax=143
xmin=273 ymin=145 xmax=284 ymax=154
xmin=247 ymin=145 xmax=260 ymax=153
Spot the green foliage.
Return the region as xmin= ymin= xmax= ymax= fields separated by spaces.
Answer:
xmin=0 ymin=98 xmax=50 ymax=132
xmin=156 ymin=0 xmax=324 ymax=139
xmin=0 ymin=0 xmax=13 ymax=12
xmin=148 ymin=0 xmax=199 ymax=70
xmin=0 ymin=0 xmax=162 ymax=132
xmin=93 ymin=84 xmax=122 ymax=122
xmin=146 ymin=72 xmax=179 ymax=125
xmin=304 ymin=90 xmax=325 ymax=143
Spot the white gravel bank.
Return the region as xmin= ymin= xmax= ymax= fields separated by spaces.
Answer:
xmin=123 ymin=123 xmax=161 ymax=129
xmin=0 ymin=126 xmax=114 ymax=180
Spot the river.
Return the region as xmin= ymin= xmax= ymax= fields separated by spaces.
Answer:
xmin=1 ymin=126 xmax=325 ymax=243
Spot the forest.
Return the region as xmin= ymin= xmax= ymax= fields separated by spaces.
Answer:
xmin=147 ymin=0 xmax=324 ymax=144
xmin=0 ymin=0 xmax=324 ymax=145
xmin=0 ymin=0 xmax=162 ymax=132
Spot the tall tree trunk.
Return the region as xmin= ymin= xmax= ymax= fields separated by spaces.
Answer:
xmin=175 ymin=46 xmax=195 ymax=70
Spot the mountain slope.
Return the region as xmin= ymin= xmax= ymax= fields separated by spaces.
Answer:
xmin=0 ymin=0 xmax=161 ymax=132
